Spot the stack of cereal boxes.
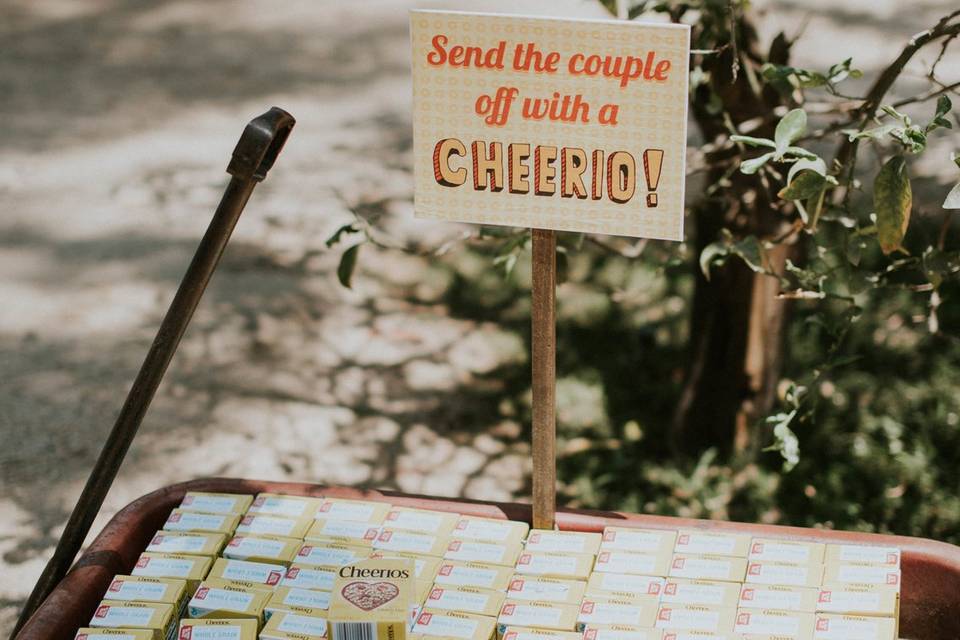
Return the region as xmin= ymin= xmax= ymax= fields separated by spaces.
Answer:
xmin=73 ymin=492 xmax=902 ymax=640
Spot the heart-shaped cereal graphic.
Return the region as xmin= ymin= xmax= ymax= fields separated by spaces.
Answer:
xmin=341 ymin=581 xmax=399 ymax=611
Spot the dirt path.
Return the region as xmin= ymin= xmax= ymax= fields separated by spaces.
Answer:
xmin=1 ymin=0 xmax=957 ymax=634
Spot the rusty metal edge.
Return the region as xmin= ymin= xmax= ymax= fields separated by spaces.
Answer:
xmin=16 ymin=477 xmax=960 ymax=640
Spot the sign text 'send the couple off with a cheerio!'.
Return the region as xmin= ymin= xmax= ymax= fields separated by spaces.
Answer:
xmin=411 ymin=11 xmax=690 ymax=241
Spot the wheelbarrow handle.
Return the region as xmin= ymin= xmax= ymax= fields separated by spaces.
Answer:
xmin=13 ymin=107 xmax=295 ymax=639
xmin=227 ymin=106 xmax=296 ymax=182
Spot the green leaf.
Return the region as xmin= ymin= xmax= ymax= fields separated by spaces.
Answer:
xmin=774 ymin=109 xmax=807 ymax=151
xmin=788 ymin=157 xmax=827 ymax=184
xmin=874 ymin=155 xmax=912 ymax=254
xmin=326 ymin=223 xmax=360 ymax=248
xmin=944 ymin=182 xmax=960 ymax=209
xmin=730 ymin=134 xmax=777 ymax=148
xmin=844 ymin=124 xmax=899 ymax=141
xmin=935 ymin=95 xmax=952 ymax=121
xmin=699 ymin=242 xmax=729 ymax=280
xmin=731 ymin=236 xmax=767 ymax=274
xmin=779 ymin=170 xmax=827 ymax=200
xmin=337 ymin=244 xmax=360 ymax=288
xmin=740 ymin=151 xmax=775 ymax=174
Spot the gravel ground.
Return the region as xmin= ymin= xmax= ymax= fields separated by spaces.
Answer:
xmin=1 ymin=0 xmax=957 ymax=634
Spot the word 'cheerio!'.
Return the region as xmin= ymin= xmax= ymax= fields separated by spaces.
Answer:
xmin=432 ymin=140 xmax=665 ymax=206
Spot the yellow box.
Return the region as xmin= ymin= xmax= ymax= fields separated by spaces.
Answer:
xmin=435 ymin=561 xmax=514 ymax=591
xmin=374 ymin=528 xmax=450 ymax=557
xmin=745 ymin=561 xmax=823 ymax=588
xmin=824 ymin=545 xmax=900 ymax=568
xmin=733 ymin=608 xmax=815 ymax=637
xmin=514 ymin=552 xmax=593 ymax=580
xmin=249 ymin=494 xmax=323 ymax=520
xmin=266 ymin=586 xmax=332 ymax=620
xmin=163 ymin=509 xmax=241 ymax=535
xmin=502 ymin=627 xmax=583 ymax=640
xmin=577 ymin=595 xmax=658 ymax=630
xmin=816 ymin=585 xmax=899 ymax=617
xmin=821 ymin=564 xmax=900 ymax=590
xmin=177 ymin=618 xmax=258 ymax=640
xmin=660 ymin=580 xmax=739 ymax=608
xmin=146 ymin=531 xmax=226 ymax=557
xmin=187 ymin=582 xmax=270 ymax=622
xmin=104 ymin=575 xmax=187 ymax=612
xmin=224 ymin=535 xmax=301 ymax=566
xmin=237 ymin=514 xmax=314 ymax=539
xmin=260 ymin=611 xmax=329 ymax=639
xmin=748 ymin=539 xmax=825 ymax=566
xmin=739 ymin=584 xmax=819 ymax=612
xmin=813 ymin=613 xmax=896 ymax=639
xmin=204 ymin=576 xmax=275 ymax=595
xmin=454 ymin=517 xmax=529 ymax=546
xmin=209 ymin=557 xmax=286 ymax=588
xmin=414 ymin=609 xmax=497 ymax=640
xmin=370 ymin=552 xmax=443 ymax=584
xmin=445 ymin=539 xmax=523 ymax=567
xmin=524 ymin=531 xmax=602 ymax=556
xmin=653 ymin=605 xmax=736 ymax=633
xmin=669 ymin=555 xmax=747 ymax=583
xmin=328 ymin=558 xmax=415 ymax=640
xmin=495 ymin=600 xmax=579 ymax=633
xmin=674 ymin=532 xmax=750 ymax=558
xmin=89 ymin=601 xmax=175 ymax=640
xmin=586 ymin=572 xmax=664 ymax=599
xmin=179 ymin=491 xmax=254 ymax=515
xmin=385 ymin=507 xmax=460 ymax=537
xmin=601 ymin=528 xmax=676 ymax=556
xmin=306 ymin=518 xmax=381 ymax=547
xmin=316 ymin=498 xmax=390 ymax=524
xmin=424 ymin=585 xmax=505 ymax=617
xmin=74 ymin=628 xmax=155 ymax=640
xmin=506 ymin=576 xmax=586 ymax=604
xmin=281 ymin=564 xmax=338 ymax=591
xmin=295 ymin=542 xmax=370 ymax=568
xmin=582 ymin=626 xmax=663 ymax=640
xmin=132 ymin=553 xmax=212 ymax=592
xmin=594 ymin=551 xmax=671 ymax=577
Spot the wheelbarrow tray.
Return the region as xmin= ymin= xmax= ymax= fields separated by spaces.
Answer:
xmin=15 ymin=477 xmax=960 ymax=639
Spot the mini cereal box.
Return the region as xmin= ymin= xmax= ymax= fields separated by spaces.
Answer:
xmin=824 ymin=545 xmax=900 ymax=568
xmin=132 ymin=553 xmax=212 ymax=592
xmin=236 ymin=514 xmax=313 ymax=539
xmin=594 ymin=551 xmax=671 ymax=577
xmin=674 ymin=533 xmax=750 ymax=558
xmin=660 ymin=580 xmax=739 ymax=608
xmin=281 ymin=564 xmax=338 ymax=592
xmin=820 ymin=564 xmax=900 ymax=590
xmin=328 ymin=558 xmax=415 ymax=640
xmin=146 ymin=532 xmax=226 ymax=557
xmin=179 ymin=492 xmax=253 ymax=515
xmin=249 ymin=494 xmax=323 ymax=520
xmin=374 ymin=528 xmax=449 ymax=557
xmin=513 ymin=551 xmax=593 ymax=580
xmin=162 ymin=509 xmax=241 ymax=535
xmin=495 ymin=601 xmax=579 ymax=634
xmin=306 ymin=519 xmax=381 ymax=547
xmin=384 ymin=507 xmax=459 ymax=537
xmin=444 ymin=539 xmax=523 ymax=567
xmin=223 ymin=534 xmax=301 ymax=566
xmin=176 ymin=618 xmax=258 ymax=640
xmin=733 ymin=608 xmax=815 ymax=637
xmin=103 ymin=575 xmax=188 ymax=612
xmin=187 ymin=582 xmax=270 ymax=621
xmin=413 ymin=609 xmax=497 ymax=640
xmin=453 ymin=517 xmax=529 ymax=546
xmin=295 ymin=542 xmax=370 ymax=568
xmin=576 ymin=595 xmax=659 ymax=630
xmin=265 ymin=586 xmax=332 ymax=620
xmin=524 ymin=531 xmax=602 ymax=556
xmin=89 ymin=601 xmax=175 ymax=640
xmin=748 ymin=539 xmax=825 ymax=566
xmin=744 ymin=561 xmax=821 ymax=588
xmin=208 ymin=557 xmax=286 ymax=588
xmin=668 ymin=555 xmax=747 ymax=583
xmin=315 ymin=498 xmax=390 ymax=524
xmin=506 ymin=576 xmax=586 ymax=604
xmin=601 ymin=528 xmax=677 ymax=556
xmin=586 ymin=572 xmax=664 ymax=599
xmin=434 ymin=561 xmax=514 ymax=591
xmin=582 ymin=626 xmax=664 ymax=640
xmin=501 ymin=627 xmax=583 ymax=640
xmin=424 ymin=585 xmax=505 ymax=617
xmin=816 ymin=585 xmax=899 ymax=617
xmin=260 ymin=611 xmax=330 ymax=639
xmin=738 ymin=584 xmax=818 ymax=612
xmin=654 ymin=605 xmax=736 ymax=633
xmin=74 ymin=628 xmax=155 ymax=640
xmin=813 ymin=614 xmax=897 ymax=640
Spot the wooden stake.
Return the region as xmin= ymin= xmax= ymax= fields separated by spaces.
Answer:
xmin=531 ymin=228 xmax=557 ymax=530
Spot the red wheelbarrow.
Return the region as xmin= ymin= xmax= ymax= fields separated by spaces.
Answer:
xmin=10 ymin=110 xmax=960 ymax=640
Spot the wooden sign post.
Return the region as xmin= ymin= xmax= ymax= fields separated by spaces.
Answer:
xmin=410 ymin=10 xmax=690 ymax=529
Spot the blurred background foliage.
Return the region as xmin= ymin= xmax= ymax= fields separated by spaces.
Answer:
xmin=332 ymin=0 xmax=960 ymax=542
